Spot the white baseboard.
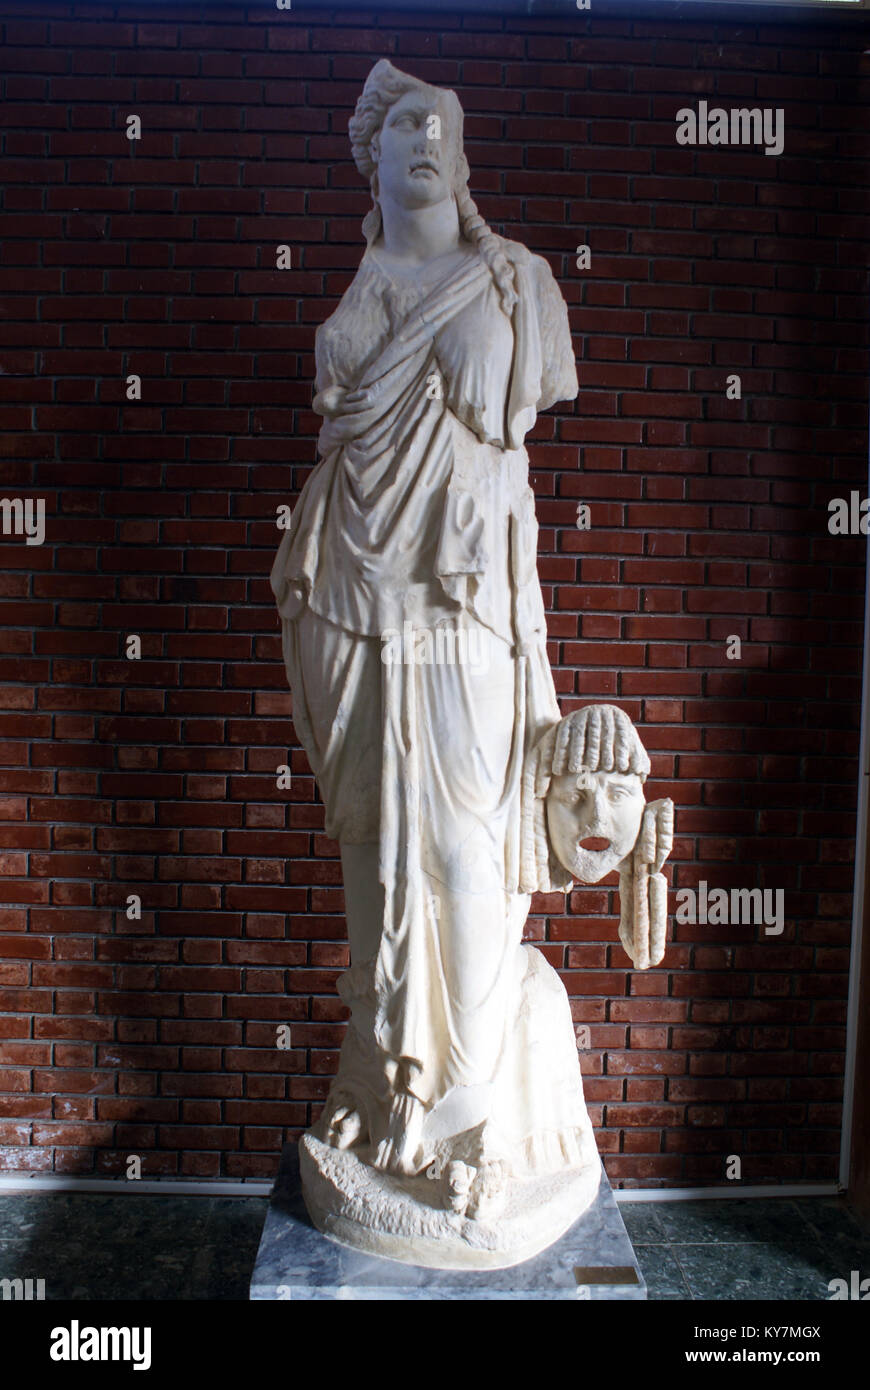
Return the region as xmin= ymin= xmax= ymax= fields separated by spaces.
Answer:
xmin=0 ymin=1175 xmax=843 ymax=1201
xmin=0 ymin=1176 xmax=273 ymax=1196
xmin=613 ymin=1182 xmax=841 ymax=1202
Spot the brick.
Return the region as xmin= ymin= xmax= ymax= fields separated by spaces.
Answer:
xmin=0 ymin=18 xmax=862 ymax=1189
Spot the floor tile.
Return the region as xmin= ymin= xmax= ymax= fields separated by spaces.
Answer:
xmin=186 ymin=1241 xmax=264 ymax=1301
xmin=675 ymin=1241 xmax=835 ymax=1302
xmin=203 ymin=1196 xmax=268 ymax=1244
xmin=619 ymin=1203 xmax=669 ymax=1244
xmin=633 ymin=1244 xmax=693 ymax=1299
xmin=791 ymin=1197 xmax=870 ymax=1246
xmin=654 ymin=1199 xmax=807 ymax=1247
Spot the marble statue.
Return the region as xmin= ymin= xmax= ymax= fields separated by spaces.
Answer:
xmin=270 ymin=59 xmax=675 ymax=1269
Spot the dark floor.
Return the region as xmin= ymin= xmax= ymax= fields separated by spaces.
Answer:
xmin=623 ymin=1197 xmax=870 ymax=1300
xmin=0 ymin=1190 xmax=867 ymax=1299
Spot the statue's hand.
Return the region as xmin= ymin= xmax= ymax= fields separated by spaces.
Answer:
xmin=313 ymin=384 xmax=349 ymax=417
xmin=344 ymin=380 xmax=386 ymax=413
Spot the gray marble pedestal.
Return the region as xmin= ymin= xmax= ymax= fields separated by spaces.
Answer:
xmin=250 ymin=1144 xmax=646 ymax=1300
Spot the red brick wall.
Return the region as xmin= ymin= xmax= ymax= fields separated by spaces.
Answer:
xmin=1 ymin=1 xmax=868 ymax=1183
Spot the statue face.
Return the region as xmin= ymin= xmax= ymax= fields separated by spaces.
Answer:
xmin=373 ymin=87 xmax=457 ymax=210
xmin=546 ymin=770 xmax=645 ymax=883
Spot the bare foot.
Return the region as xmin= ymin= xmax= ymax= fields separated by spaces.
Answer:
xmin=325 ymin=1104 xmax=364 ymax=1151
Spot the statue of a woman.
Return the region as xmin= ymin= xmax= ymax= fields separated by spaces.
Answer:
xmin=271 ymin=60 xmax=671 ymax=1269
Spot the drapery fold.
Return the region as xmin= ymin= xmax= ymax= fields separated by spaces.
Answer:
xmin=269 ymin=247 xmax=566 ymax=643
xmin=271 ymin=239 xmax=586 ymax=1164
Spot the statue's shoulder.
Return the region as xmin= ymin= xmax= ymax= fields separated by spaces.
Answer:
xmin=314 ymin=254 xmax=382 ymax=348
xmin=495 ymin=236 xmax=576 ymax=404
xmin=317 ymin=253 xmax=380 ymax=324
xmin=313 ymin=253 xmax=391 ymax=391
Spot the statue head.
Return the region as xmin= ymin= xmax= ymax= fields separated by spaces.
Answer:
xmin=349 ymin=60 xmax=463 ymax=217
xmin=522 ymin=705 xmax=651 ymax=891
xmin=348 ymin=58 xmax=517 ymax=314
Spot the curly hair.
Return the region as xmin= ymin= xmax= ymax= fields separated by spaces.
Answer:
xmin=347 ymin=58 xmax=517 ymax=317
xmin=520 ymin=705 xmax=650 ymax=893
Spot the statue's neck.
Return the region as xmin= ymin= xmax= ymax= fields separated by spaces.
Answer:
xmin=377 ymin=194 xmax=461 ymax=269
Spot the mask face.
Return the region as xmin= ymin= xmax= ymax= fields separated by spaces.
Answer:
xmin=546 ymin=770 xmax=645 ymax=883
xmin=375 ymin=88 xmax=456 ymax=211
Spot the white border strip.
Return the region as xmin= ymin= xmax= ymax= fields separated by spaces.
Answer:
xmin=0 ymin=1176 xmax=840 ymax=1201
xmin=614 ymin=1183 xmax=839 ymax=1202
xmin=0 ymin=1177 xmax=273 ymax=1196
xmin=839 ymin=476 xmax=870 ymax=1190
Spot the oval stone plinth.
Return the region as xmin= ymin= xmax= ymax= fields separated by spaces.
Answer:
xmin=299 ymin=1132 xmax=602 ymax=1271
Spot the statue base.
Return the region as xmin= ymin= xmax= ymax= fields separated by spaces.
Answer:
xmin=300 ymin=1132 xmax=601 ymax=1270
xmin=250 ymin=1142 xmax=646 ymax=1298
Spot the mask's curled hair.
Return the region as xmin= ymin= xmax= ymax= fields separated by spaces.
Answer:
xmin=520 ymin=705 xmax=650 ymax=893
xmin=348 ymin=58 xmax=517 ymax=317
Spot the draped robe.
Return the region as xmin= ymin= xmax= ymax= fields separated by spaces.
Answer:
xmin=271 ymin=238 xmax=596 ymax=1174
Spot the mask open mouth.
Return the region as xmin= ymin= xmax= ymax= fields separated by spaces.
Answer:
xmin=410 ymin=160 xmax=438 ymax=174
xmin=578 ymin=838 xmax=610 ymax=852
